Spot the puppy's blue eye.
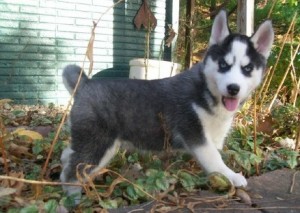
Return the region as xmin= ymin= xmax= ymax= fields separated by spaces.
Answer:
xmin=242 ymin=63 xmax=254 ymax=74
xmin=218 ymin=59 xmax=230 ymax=72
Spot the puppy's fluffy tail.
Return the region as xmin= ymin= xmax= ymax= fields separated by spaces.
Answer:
xmin=63 ymin=64 xmax=88 ymax=94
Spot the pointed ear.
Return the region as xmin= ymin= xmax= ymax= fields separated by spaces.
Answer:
xmin=251 ymin=20 xmax=274 ymax=58
xmin=209 ymin=10 xmax=230 ymax=46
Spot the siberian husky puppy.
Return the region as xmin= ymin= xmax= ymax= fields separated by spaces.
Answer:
xmin=60 ymin=10 xmax=274 ymax=200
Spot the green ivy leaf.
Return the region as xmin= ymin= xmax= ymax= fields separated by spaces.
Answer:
xmin=32 ymin=142 xmax=43 ymax=155
xmin=126 ymin=185 xmax=139 ymax=201
xmin=25 ymin=165 xmax=41 ymax=180
xmin=249 ymin=153 xmax=263 ymax=165
xmin=266 ymin=153 xmax=287 ymax=171
xmin=44 ymin=199 xmax=58 ymax=213
xmin=7 ymin=208 xmax=20 ymax=213
xmin=99 ymin=199 xmax=118 ymax=209
xmin=20 ymin=205 xmax=38 ymax=213
xmin=234 ymin=151 xmax=251 ymax=172
xmin=178 ymin=171 xmax=195 ymax=192
xmin=82 ymin=208 xmax=93 ymax=213
xmin=155 ymin=176 xmax=169 ymax=191
xmin=134 ymin=180 xmax=147 ymax=197
xmin=12 ymin=110 xmax=26 ymax=118
xmin=285 ymin=150 xmax=299 ymax=169
xmin=40 ymin=117 xmax=53 ymax=125
xmin=145 ymin=169 xmax=159 ymax=177
xmin=63 ymin=195 xmax=77 ymax=210
xmin=127 ymin=153 xmax=139 ymax=163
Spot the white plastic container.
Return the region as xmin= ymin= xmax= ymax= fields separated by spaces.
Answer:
xmin=129 ymin=58 xmax=182 ymax=80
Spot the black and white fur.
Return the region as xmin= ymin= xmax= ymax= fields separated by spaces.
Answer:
xmin=60 ymin=10 xmax=274 ymax=199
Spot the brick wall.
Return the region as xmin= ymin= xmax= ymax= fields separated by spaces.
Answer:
xmin=0 ymin=0 xmax=167 ymax=105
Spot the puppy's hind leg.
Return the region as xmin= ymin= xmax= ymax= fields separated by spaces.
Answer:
xmin=60 ymin=146 xmax=81 ymax=198
xmin=60 ymin=138 xmax=120 ymax=204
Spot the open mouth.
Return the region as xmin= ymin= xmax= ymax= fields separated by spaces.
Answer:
xmin=222 ymin=96 xmax=239 ymax=111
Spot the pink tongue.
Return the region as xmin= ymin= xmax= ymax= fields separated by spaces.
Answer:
xmin=223 ymin=97 xmax=239 ymax=111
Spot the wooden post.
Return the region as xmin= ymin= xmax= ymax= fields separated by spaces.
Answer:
xmin=237 ymin=0 xmax=254 ymax=36
xmin=184 ymin=0 xmax=195 ymax=69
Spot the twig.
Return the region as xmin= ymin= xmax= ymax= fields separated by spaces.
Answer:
xmin=293 ymin=75 xmax=300 ymax=107
xmin=291 ymin=38 xmax=300 ymax=106
xmin=144 ymin=19 xmax=152 ymax=79
xmin=0 ymin=175 xmax=84 ymax=187
xmin=268 ymin=43 xmax=300 ymax=111
xmin=256 ymin=66 xmax=271 ymax=107
xmin=295 ymin=121 xmax=300 ymax=151
xmin=158 ymin=113 xmax=172 ymax=155
xmin=128 ymin=201 xmax=156 ymax=213
xmin=189 ymin=195 xmax=237 ymax=202
xmin=288 ymin=22 xmax=298 ymax=106
xmin=0 ymin=131 xmax=10 ymax=183
xmin=253 ymin=94 xmax=259 ymax=175
xmin=290 ymin=170 xmax=299 ymax=194
xmin=128 ymin=209 xmax=147 ymax=213
xmin=0 ymin=174 xmax=126 ymax=190
xmin=267 ymin=0 xmax=277 ymax=19
xmin=165 ymin=160 xmax=184 ymax=171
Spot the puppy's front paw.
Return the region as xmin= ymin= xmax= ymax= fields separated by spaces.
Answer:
xmin=229 ymin=172 xmax=247 ymax=187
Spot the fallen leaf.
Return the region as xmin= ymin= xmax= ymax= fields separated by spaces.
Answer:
xmin=86 ymin=22 xmax=96 ymax=76
xmin=276 ymin=196 xmax=285 ymax=200
xmin=0 ymin=171 xmax=25 ymax=196
xmin=13 ymin=128 xmax=43 ymax=141
xmin=0 ymin=187 xmax=17 ymax=197
xmin=208 ymin=172 xmax=232 ymax=192
xmin=8 ymin=143 xmax=33 ymax=158
xmin=0 ymin=99 xmax=12 ymax=106
xmin=0 ymin=157 xmax=11 ymax=164
xmin=14 ymin=196 xmax=26 ymax=206
xmin=99 ymin=177 xmax=125 ymax=198
xmin=235 ymin=188 xmax=252 ymax=205
xmin=249 ymin=192 xmax=263 ymax=199
xmin=186 ymin=201 xmax=197 ymax=213
xmin=155 ymin=205 xmax=179 ymax=213
xmin=165 ymin=25 xmax=176 ymax=47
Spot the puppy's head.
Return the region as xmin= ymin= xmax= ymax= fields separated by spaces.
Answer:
xmin=203 ymin=10 xmax=274 ymax=112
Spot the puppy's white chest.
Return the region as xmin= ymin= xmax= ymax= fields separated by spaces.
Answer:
xmin=192 ymin=103 xmax=233 ymax=149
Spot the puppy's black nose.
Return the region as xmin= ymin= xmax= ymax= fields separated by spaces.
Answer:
xmin=227 ymin=84 xmax=240 ymax=96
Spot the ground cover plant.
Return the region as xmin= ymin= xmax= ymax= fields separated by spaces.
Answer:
xmin=0 ymin=0 xmax=300 ymax=212
xmin=0 ymin=99 xmax=299 ymax=212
